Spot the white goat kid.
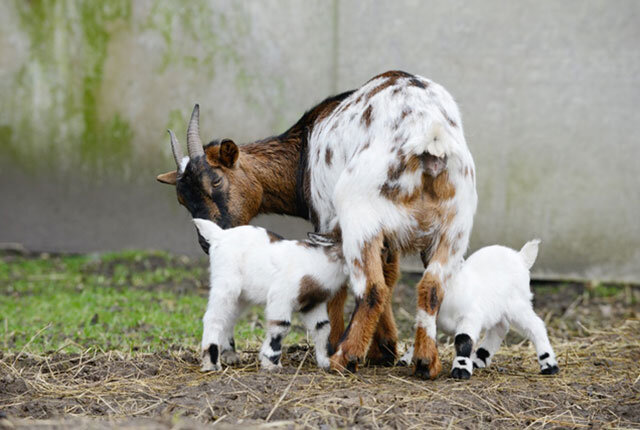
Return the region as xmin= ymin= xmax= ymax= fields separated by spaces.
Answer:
xmin=400 ymin=239 xmax=559 ymax=378
xmin=193 ymin=219 xmax=347 ymax=372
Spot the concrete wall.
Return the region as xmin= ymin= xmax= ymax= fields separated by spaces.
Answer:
xmin=1 ymin=1 xmax=639 ymax=283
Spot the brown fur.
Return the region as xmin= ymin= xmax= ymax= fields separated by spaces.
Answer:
xmin=297 ymin=275 xmax=332 ymax=313
xmin=330 ymin=234 xmax=388 ymax=371
xmin=439 ymin=106 xmax=457 ymax=128
xmin=327 ymin=284 xmax=348 ymax=350
xmin=366 ymin=251 xmax=400 ymax=365
xmin=361 ymin=104 xmax=374 ymax=128
xmin=267 ymin=231 xmax=283 ymax=243
xmin=412 ymin=327 xmax=442 ymax=379
xmin=325 ymin=147 xmax=333 ymax=166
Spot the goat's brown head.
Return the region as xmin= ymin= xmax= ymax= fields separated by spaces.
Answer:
xmin=156 ymin=105 xmax=262 ymax=253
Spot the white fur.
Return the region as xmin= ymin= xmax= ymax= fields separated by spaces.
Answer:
xmin=436 ymin=239 xmax=559 ymax=377
xmin=193 ymin=219 xmax=347 ymax=371
xmin=179 ymin=156 xmax=189 ymax=174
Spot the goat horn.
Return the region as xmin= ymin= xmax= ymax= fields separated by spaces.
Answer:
xmin=186 ymin=104 xmax=204 ymax=157
xmin=167 ymin=129 xmax=184 ymax=168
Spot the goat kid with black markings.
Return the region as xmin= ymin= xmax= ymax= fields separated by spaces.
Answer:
xmin=399 ymin=239 xmax=560 ymax=378
xmin=193 ymin=218 xmax=347 ymax=371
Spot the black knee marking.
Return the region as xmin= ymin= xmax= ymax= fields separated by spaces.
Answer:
xmin=270 ymin=334 xmax=283 ymax=353
xmin=315 ymin=320 xmax=330 ymax=331
xmin=454 ymin=334 xmax=473 ymax=357
xmin=228 ymin=337 xmax=236 ymax=352
xmin=208 ymin=344 xmax=219 ymax=364
xmin=476 ymin=347 xmax=490 ymax=363
xmin=539 ymin=352 xmax=550 ymax=361
xmin=275 ymin=320 xmax=291 ymax=328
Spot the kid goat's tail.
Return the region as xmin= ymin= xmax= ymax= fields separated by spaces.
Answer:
xmin=519 ymin=239 xmax=541 ymax=269
xmin=193 ymin=218 xmax=224 ymax=244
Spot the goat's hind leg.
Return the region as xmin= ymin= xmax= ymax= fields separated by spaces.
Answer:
xmin=220 ymin=302 xmax=246 ymax=366
xmin=510 ymin=308 xmax=559 ymax=375
xmin=472 ymin=319 xmax=509 ymax=369
xmin=367 ymin=249 xmax=400 ymax=366
xmin=330 ymin=233 xmax=389 ymax=373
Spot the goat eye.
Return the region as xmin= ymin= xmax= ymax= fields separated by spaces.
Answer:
xmin=212 ymin=178 xmax=222 ymax=188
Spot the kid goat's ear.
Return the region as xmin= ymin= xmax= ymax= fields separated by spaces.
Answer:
xmin=219 ymin=139 xmax=239 ymax=168
xmin=306 ymin=232 xmax=337 ymax=247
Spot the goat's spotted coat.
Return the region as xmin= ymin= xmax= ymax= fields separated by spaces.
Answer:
xmin=307 ymin=71 xmax=477 ymax=375
xmin=193 ymin=219 xmax=347 ymax=371
xmin=157 ymin=71 xmax=477 ymax=378
xmin=400 ymin=240 xmax=560 ymax=378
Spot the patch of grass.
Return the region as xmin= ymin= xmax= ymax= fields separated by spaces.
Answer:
xmin=0 ymin=251 xmax=305 ymax=355
xmin=587 ymin=282 xmax=624 ymax=298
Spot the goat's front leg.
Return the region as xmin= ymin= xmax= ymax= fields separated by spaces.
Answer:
xmin=330 ymin=233 xmax=388 ymax=373
xmin=201 ymin=300 xmax=241 ymax=372
xmin=259 ymin=318 xmax=291 ymax=371
xmin=450 ymin=318 xmax=481 ymax=379
xmin=301 ymin=304 xmax=331 ymax=369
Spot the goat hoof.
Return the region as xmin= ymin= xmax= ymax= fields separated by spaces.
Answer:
xmin=200 ymin=363 xmax=221 ymax=372
xmin=346 ymin=360 xmax=358 ymax=373
xmin=541 ymin=364 xmax=559 ymax=375
xmin=414 ymin=358 xmax=440 ymax=380
xmin=221 ymin=350 xmax=241 ymax=365
xmin=330 ymin=350 xmax=358 ymax=374
xmin=451 ymin=367 xmax=471 ymax=380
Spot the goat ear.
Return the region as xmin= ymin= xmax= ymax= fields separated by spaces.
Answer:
xmin=219 ymin=139 xmax=239 ymax=168
xmin=306 ymin=232 xmax=337 ymax=247
xmin=156 ymin=170 xmax=177 ymax=185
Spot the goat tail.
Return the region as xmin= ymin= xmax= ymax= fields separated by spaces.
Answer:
xmin=519 ymin=239 xmax=541 ymax=270
xmin=193 ymin=218 xmax=224 ymax=244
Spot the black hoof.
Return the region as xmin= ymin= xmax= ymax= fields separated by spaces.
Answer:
xmin=541 ymin=365 xmax=559 ymax=375
xmin=472 ymin=362 xmax=479 ymax=369
xmin=451 ymin=367 xmax=471 ymax=380
xmin=414 ymin=359 xmax=431 ymax=380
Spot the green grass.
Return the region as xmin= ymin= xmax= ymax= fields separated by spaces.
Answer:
xmin=0 ymin=251 xmax=306 ymax=355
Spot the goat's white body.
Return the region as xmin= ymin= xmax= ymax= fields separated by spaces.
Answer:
xmin=404 ymin=240 xmax=559 ymax=376
xmin=194 ymin=219 xmax=347 ymax=371
xmin=308 ymin=73 xmax=476 ymax=298
xmin=437 ymin=244 xmax=535 ymax=336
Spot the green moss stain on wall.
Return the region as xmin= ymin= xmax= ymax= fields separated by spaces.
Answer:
xmin=6 ymin=0 xmax=133 ymax=174
xmin=2 ymin=1 xmax=287 ymax=176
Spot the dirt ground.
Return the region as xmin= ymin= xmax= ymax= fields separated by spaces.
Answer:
xmin=1 ymin=255 xmax=639 ymax=429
